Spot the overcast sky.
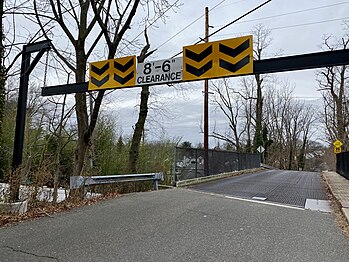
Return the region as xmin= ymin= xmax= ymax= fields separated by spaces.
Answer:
xmin=101 ymin=0 xmax=348 ymax=146
xmin=11 ymin=0 xmax=347 ymax=146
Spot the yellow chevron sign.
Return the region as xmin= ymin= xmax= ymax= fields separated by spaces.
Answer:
xmin=183 ymin=35 xmax=253 ymax=81
xmin=89 ymin=56 xmax=136 ymax=91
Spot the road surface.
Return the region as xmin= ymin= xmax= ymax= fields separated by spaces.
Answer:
xmin=191 ymin=169 xmax=328 ymax=207
xmin=0 ymin=181 xmax=348 ymax=261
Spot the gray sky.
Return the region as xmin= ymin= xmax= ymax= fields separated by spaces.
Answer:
xmin=105 ymin=0 xmax=348 ymax=146
xmin=7 ymin=0 xmax=346 ymax=146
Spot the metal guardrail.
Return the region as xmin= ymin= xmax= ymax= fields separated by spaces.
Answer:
xmin=70 ymin=173 xmax=164 ymax=191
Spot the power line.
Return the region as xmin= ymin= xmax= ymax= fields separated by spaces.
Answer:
xmin=270 ymin=17 xmax=349 ymax=31
xmin=171 ymin=0 xmax=273 ymax=58
xmin=215 ymin=17 xmax=349 ymax=38
xmin=155 ymin=0 xmax=228 ymax=51
xmin=119 ymin=0 xmax=181 ymax=53
xmin=215 ymin=0 xmax=253 ymax=9
xmin=204 ymin=0 xmax=272 ymax=42
xmin=213 ymin=1 xmax=349 ymax=27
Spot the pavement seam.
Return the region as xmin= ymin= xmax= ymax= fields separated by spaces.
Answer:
xmin=1 ymin=245 xmax=59 ymax=261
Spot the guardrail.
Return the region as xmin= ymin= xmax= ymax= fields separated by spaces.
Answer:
xmin=70 ymin=173 xmax=164 ymax=191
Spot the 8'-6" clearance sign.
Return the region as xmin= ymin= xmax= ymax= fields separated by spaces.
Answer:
xmin=136 ymin=57 xmax=182 ymax=86
xmin=88 ymin=57 xmax=183 ymax=90
xmin=88 ymin=35 xmax=253 ymax=91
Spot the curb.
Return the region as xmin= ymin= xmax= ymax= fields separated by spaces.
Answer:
xmin=322 ymin=171 xmax=349 ymax=225
xmin=175 ymin=168 xmax=263 ymax=187
xmin=0 ymin=200 xmax=28 ymax=214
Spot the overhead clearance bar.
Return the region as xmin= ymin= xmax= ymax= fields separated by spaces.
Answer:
xmin=41 ymin=35 xmax=349 ymax=96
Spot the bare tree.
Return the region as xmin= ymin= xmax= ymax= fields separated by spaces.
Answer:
xmin=264 ymin=84 xmax=293 ymax=168
xmin=210 ymin=25 xmax=272 ymax=153
xmin=210 ymin=79 xmax=247 ymax=151
xmin=297 ymin=104 xmax=317 ymax=170
xmin=252 ymin=24 xmax=272 ymax=151
xmin=33 ymin=0 xmax=178 ymax=182
xmin=317 ymin=23 xmax=349 ymax=150
xmin=0 ymin=0 xmax=5 ymax=139
xmin=264 ymin=84 xmax=318 ymax=170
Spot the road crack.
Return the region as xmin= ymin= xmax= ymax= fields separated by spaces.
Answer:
xmin=1 ymin=245 xmax=59 ymax=261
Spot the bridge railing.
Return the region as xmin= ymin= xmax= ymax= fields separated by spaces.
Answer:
xmin=70 ymin=173 xmax=164 ymax=192
xmin=336 ymin=151 xmax=349 ymax=180
xmin=174 ymin=147 xmax=260 ymax=182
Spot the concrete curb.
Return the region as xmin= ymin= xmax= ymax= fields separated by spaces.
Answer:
xmin=0 ymin=200 xmax=28 ymax=214
xmin=175 ymin=168 xmax=263 ymax=187
xmin=322 ymin=171 xmax=349 ymax=225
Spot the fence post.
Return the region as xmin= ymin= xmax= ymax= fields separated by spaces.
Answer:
xmin=238 ymin=153 xmax=241 ymax=171
xmin=153 ymin=179 xmax=159 ymax=191
xmin=173 ymin=146 xmax=178 ymax=183
xmin=195 ymin=148 xmax=198 ymax=178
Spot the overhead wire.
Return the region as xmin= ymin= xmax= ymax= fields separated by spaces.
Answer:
xmin=119 ymin=0 xmax=181 ymax=54
xmin=160 ymin=1 xmax=349 ymax=59
xmin=171 ymin=0 xmax=273 ymax=58
xmin=267 ymin=17 xmax=349 ymax=31
xmin=215 ymin=17 xmax=349 ymax=38
xmin=204 ymin=0 xmax=272 ymax=42
xmin=154 ymin=0 xmax=228 ymax=51
xmin=213 ymin=1 xmax=349 ymax=27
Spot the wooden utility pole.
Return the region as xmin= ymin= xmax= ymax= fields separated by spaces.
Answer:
xmin=204 ymin=7 xmax=209 ymax=175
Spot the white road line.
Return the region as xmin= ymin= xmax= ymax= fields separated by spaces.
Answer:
xmin=224 ymin=195 xmax=305 ymax=210
xmin=185 ymin=188 xmax=305 ymax=211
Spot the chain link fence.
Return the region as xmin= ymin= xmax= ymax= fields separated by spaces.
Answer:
xmin=173 ymin=147 xmax=260 ymax=182
xmin=337 ymin=151 xmax=349 ymax=180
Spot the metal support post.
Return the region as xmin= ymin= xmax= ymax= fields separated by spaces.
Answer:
xmin=153 ymin=180 xmax=159 ymax=191
xmin=11 ymin=40 xmax=51 ymax=201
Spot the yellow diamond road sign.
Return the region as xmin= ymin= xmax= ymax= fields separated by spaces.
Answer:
xmin=183 ymin=35 xmax=253 ymax=81
xmin=89 ymin=56 xmax=136 ymax=91
xmin=333 ymin=139 xmax=343 ymax=148
xmin=334 ymin=146 xmax=342 ymax=154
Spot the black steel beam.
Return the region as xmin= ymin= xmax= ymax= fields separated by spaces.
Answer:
xmin=26 ymin=49 xmax=47 ymax=75
xmin=254 ymin=49 xmax=349 ymax=74
xmin=41 ymin=49 xmax=349 ymax=96
xmin=24 ymin=40 xmax=51 ymax=53
xmin=12 ymin=52 xmax=31 ymax=170
xmin=12 ymin=40 xmax=51 ymax=201
xmin=42 ymin=82 xmax=88 ymax=96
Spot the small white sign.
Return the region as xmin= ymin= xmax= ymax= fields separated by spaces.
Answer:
xmin=136 ymin=57 xmax=183 ymax=86
xmin=257 ymin=145 xmax=265 ymax=153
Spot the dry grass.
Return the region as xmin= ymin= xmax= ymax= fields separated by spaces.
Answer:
xmin=0 ymin=192 xmax=120 ymax=228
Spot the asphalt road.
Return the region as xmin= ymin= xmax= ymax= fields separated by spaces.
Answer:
xmin=191 ymin=170 xmax=328 ymax=207
xmin=0 ymin=187 xmax=348 ymax=262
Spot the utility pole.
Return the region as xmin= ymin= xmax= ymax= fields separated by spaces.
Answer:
xmin=204 ymin=7 xmax=209 ymax=176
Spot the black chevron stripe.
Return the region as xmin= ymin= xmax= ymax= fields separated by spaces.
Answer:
xmin=91 ymin=62 xmax=110 ymax=76
xmin=91 ymin=75 xmax=109 ymax=87
xmin=185 ymin=45 xmax=213 ymax=63
xmin=219 ymin=39 xmax=250 ymax=58
xmin=219 ymin=55 xmax=250 ymax=73
xmin=114 ymin=71 xmax=134 ymax=85
xmin=185 ymin=60 xmax=213 ymax=77
xmin=114 ymin=58 xmax=134 ymax=73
